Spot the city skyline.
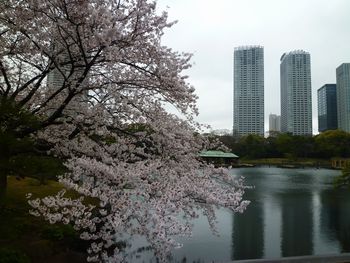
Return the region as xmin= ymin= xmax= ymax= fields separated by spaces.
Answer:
xmin=269 ymin=114 xmax=281 ymax=133
xmin=157 ymin=0 xmax=350 ymax=134
xmin=318 ymin=84 xmax=337 ymax=132
xmin=336 ymin=63 xmax=350 ymax=132
xmin=280 ymin=50 xmax=312 ymax=135
xmin=233 ymin=46 xmax=264 ymax=136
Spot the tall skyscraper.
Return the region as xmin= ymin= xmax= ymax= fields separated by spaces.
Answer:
xmin=46 ymin=47 xmax=88 ymax=116
xmin=233 ymin=46 xmax=264 ymax=137
xmin=336 ymin=63 xmax=350 ymax=132
xmin=317 ymin=84 xmax=337 ymax=132
xmin=280 ymin=50 xmax=312 ymax=135
xmin=269 ymin=114 xmax=281 ymax=133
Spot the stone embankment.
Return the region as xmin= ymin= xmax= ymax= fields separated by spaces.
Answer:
xmin=231 ymin=253 xmax=350 ymax=263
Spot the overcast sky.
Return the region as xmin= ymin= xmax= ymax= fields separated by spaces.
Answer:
xmin=157 ymin=0 xmax=350 ymax=134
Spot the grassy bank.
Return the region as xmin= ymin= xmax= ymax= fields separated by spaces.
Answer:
xmin=240 ymin=158 xmax=332 ymax=168
xmin=0 ymin=177 xmax=87 ymax=263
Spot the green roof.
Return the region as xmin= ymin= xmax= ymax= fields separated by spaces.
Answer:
xmin=199 ymin=150 xmax=239 ymax=158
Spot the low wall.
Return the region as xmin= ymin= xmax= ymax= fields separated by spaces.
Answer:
xmin=230 ymin=253 xmax=350 ymax=263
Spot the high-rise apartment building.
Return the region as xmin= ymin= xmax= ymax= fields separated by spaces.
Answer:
xmin=269 ymin=114 xmax=281 ymax=132
xmin=336 ymin=63 xmax=350 ymax=132
xmin=280 ymin=50 xmax=312 ymax=135
xmin=233 ymin=46 xmax=264 ymax=137
xmin=47 ymin=45 xmax=71 ymax=90
xmin=46 ymin=48 xmax=88 ymax=116
xmin=317 ymin=84 xmax=337 ymax=132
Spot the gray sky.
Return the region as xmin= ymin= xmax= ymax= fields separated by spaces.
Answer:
xmin=157 ymin=0 xmax=350 ymax=134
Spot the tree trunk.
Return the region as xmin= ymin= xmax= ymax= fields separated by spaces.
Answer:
xmin=0 ymin=157 xmax=9 ymax=203
xmin=0 ymin=172 xmax=7 ymax=204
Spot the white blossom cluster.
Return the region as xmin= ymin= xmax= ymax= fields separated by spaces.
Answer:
xmin=31 ymin=108 xmax=250 ymax=262
xmin=1 ymin=0 xmax=250 ymax=262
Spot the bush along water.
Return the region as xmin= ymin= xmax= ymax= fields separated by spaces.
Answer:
xmin=334 ymin=165 xmax=350 ymax=188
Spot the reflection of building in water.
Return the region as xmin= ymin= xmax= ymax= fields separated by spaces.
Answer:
xmin=280 ymin=191 xmax=313 ymax=257
xmin=263 ymin=195 xmax=282 ymax=258
xmin=230 ymin=170 xmax=350 ymax=261
xmin=232 ymin=191 xmax=264 ymax=260
xmin=320 ymin=189 xmax=350 ymax=252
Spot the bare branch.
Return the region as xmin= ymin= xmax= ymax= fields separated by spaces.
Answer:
xmin=0 ymin=59 xmax=11 ymax=96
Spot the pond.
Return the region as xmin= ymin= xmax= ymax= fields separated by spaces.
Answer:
xmin=128 ymin=167 xmax=350 ymax=262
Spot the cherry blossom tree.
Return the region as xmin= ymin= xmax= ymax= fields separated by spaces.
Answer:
xmin=0 ymin=0 xmax=249 ymax=261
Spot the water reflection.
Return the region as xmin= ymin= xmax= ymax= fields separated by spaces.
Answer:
xmin=230 ymin=168 xmax=350 ymax=261
xmin=263 ymin=195 xmax=282 ymax=258
xmin=279 ymin=190 xmax=313 ymax=257
xmin=320 ymin=189 xmax=350 ymax=252
xmin=232 ymin=191 xmax=264 ymax=260
xmin=230 ymin=167 xmax=350 ymax=261
xmin=129 ymin=167 xmax=350 ymax=262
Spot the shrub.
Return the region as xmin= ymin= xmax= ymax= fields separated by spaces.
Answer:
xmin=0 ymin=248 xmax=30 ymax=263
xmin=334 ymin=165 xmax=350 ymax=188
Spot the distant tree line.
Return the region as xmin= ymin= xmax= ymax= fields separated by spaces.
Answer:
xmin=215 ymin=130 xmax=350 ymax=160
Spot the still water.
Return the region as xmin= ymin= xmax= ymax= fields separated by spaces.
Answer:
xmin=129 ymin=167 xmax=350 ymax=262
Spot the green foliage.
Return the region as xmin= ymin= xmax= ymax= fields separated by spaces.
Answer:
xmin=89 ymin=133 xmax=117 ymax=145
xmin=315 ymin=130 xmax=350 ymax=158
xmin=41 ymin=226 xmax=65 ymax=241
xmin=237 ymin=134 xmax=266 ymax=159
xmin=126 ymin=123 xmax=153 ymax=134
xmin=218 ymin=135 xmax=236 ymax=151
xmin=0 ymin=98 xmax=40 ymax=166
xmin=334 ymin=165 xmax=350 ymax=188
xmin=41 ymin=225 xmax=76 ymax=241
xmin=0 ymin=178 xmax=66 ymax=242
xmin=0 ymin=177 xmax=88 ymax=262
xmin=275 ymin=133 xmax=293 ymax=155
xmin=0 ymin=248 xmax=30 ymax=263
xmin=0 ymin=98 xmax=65 ymax=186
xmin=216 ymin=130 xmax=350 ymax=160
xmin=0 ymin=98 xmax=40 ymax=139
xmin=8 ymin=155 xmax=66 ymax=183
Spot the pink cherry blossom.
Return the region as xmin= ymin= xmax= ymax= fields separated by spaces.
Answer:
xmin=1 ymin=0 xmax=249 ymax=262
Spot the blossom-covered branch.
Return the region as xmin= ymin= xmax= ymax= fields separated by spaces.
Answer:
xmin=1 ymin=0 xmax=250 ymax=261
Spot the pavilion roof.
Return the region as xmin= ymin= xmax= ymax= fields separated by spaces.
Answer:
xmin=199 ymin=150 xmax=239 ymax=158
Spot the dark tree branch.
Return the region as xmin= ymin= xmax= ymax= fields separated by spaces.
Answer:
xmin=75 ymin=24 xmax=88 ymax=66
xmin=0 ymin=60 xmax=12 ymax=96
xmin=11 ymin=71 xmax=45 ymax=99
xmin=41 ymin=89 xmax=77 ymax=128
xmin=18 ymin=74 xmax=47 ymax=107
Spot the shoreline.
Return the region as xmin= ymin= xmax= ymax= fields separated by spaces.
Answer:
xmin=233 ymin=158 xmax=336 ymax=169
